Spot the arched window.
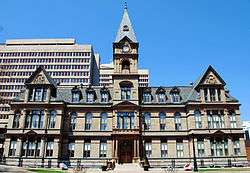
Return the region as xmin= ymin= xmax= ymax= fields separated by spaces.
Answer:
xmin=48 ymin=110 xmax=57 ymax=129
xmin=85 ymin=112 xmax=92 ymax=130
xmin=159 ymin=112 xmax=166 ymax=131
xmin=144 ymin=112 xmax=151 ymax=130
xmin=174 ymin=112 xmax=181 ymax=131
xmin=100 ymin=112 xmax=108 ymax=131
xmin=194 ymin=110 xmax=202 ymax=128
xmin=70 ymin=112 xmax=77 ymax=130
xmin=13 ymin=111 xmax=20 ymax=128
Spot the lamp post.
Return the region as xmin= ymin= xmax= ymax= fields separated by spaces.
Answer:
xmin=192 ymin=133 xmax=198 ymax=172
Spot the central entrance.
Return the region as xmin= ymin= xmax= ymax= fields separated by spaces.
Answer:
xmin=118 ymin=140 xmax=133 ymax=163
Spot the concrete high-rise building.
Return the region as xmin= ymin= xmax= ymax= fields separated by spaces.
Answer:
xmin=0 ymin=39 xmax=100 ymax=154
xmin=99 ymin=63 xmax=149 ymax=87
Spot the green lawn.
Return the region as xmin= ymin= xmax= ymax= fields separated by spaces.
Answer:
xmin=27 ymin=168 xmax=66 ymax=173
xmin=198 ymin=168 xmax=250 ymax=172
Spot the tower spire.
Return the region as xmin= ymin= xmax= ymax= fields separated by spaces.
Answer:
xmin=114 ymin=3 xmax=137 ymax=43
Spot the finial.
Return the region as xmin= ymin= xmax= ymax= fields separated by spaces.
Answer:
xmin=124 ymin=1 xmax=128 ymax=10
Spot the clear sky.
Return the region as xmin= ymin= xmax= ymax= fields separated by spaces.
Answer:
xmin=0 ymin=0 xmax=249 ymax=120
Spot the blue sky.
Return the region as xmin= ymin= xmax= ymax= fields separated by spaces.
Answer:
xmin=0 ymin=0 xmax=250 ymax=120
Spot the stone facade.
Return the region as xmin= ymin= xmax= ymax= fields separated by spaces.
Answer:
xmin=2 ymin=6 xmax=247 ymax=168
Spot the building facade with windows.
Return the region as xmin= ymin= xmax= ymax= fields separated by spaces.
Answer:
xmin=2 ymin=7 xmax=247 ymax=168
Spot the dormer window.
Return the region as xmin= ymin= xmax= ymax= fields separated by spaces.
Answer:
xmin=156 ymin=87 xmax=166 ymax=103
xmin=170 ymin=87 xmax=181 ymax=103
xmin=101 ymin=92 xmax=109 ymax=103
xmin=72 ymin=92 xmax=80 ymax=103
xmin=87 ymin=92 xmax=95 ymax=103
xmin=28 ymin=87 xmax=47 ymax=102
xmin=143 ymin=93 xmax=151 ymax=103
xmin=123 ymin=25 xmax=129 ymax=31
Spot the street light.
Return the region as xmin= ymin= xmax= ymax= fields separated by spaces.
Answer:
xmin=192 ymin=133 xmax=198 ymax=172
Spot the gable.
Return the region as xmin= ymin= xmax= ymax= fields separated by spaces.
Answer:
xmin=25 ymin=65 xmax=57 ymax=88
xmin=201 ymin=71 xmax=223 ymax=85
xmin=194 ymin=65 xmax=226 ymax=89
xmin=31 ymin=71 xmax=50 ymax=85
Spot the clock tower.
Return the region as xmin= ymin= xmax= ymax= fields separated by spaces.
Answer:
xmin=112 ymin=5 xmax=139 ymax=105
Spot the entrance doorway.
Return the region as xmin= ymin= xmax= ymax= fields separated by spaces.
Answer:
xmin=118 ymin=140 xmax=133 ymax=163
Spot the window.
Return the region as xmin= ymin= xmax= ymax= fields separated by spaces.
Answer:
xmin=23 ymin=140 xmax=41 ymax=157
xmin=159 ymin=112 xmax=166 ymax=131
xmin=116 ymin=112 xmax=134 ymax=129
xmin=197 ymin=139 xmax=205 ymax=157
xmin=210 ymin=139 xmax=225 ymax=156
xmin=171 ymin=93 xmax=180 ymax=103
xmin=25 ymin=110 xmax=44 ymax=129
xmin=100 ymin=140 xmax=107 ymax=158
xmin=86 ymin=92 xmax=95 ymax=103
xmin=174 ymin=112 xmax=181 ymax=131
xmin=121 ymin=87 xmax=131 ymax=100
xmin=85 ymin=113 xmax=92 ymax=130
xmin=70 ymin=112 xmax=77 ymax=130
xmin=72 ymin=92 xmax=80 ymax=103
xmin=207 ymin=110 xmax=224 ymax=129
xmin=194 ymin=110 xmax=202 ymax=128
xmin=176 ymin=140 xmax=184 ymax=158
xmin=48 ymin=110 xmax=56 ymax=128
xmin=101 ymin=92 xmax=109 ymax=103
xmin=33 ymin=88 xmax=47 ymax=102
xmin=13 ymin=111 xmax=20 ymax=128
xmin=161 ymin=141 xmax=168 ymax=158
xmin=46 ymin=141 xmax=54 ymax=157
xmin=145 ymin=142 xmax=152 ymax=158
xmin=233 ymin=139 xmax=241 ymax=156
xmin=100 ymin=113 xmax=108 ymax=131
xmin=143 ymin=93 xmax=151 ymax=103
xmin=144 ymin=112 xmax=151 ymax=130
xmin=83 ymin=140 xmax=91 ymax=158
xmin=158 ymin=93 xmax=166 ymax=103
xmin=68 ymin=142 xmax=75 ymax=157
xmin=9 ymin=140 xmax=17 ymax=156
xmin=204 ymin=88 xmax=221 ymax=102
xmin=229 ymin=110 xmax=237 ymax=128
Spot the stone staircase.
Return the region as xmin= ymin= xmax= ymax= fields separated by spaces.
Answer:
xmin=113 ymin=163 xmax=144 ymax=173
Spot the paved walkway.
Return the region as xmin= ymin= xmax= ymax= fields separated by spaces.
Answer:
xmin=0 ymin=165 xmax=30 ymax=173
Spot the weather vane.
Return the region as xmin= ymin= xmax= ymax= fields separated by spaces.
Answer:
xmin=124 ymin=1 xmax=128 ymax=10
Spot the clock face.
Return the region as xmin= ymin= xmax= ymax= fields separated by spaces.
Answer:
xmin=123 ymin=45 xmax=130 ymax=53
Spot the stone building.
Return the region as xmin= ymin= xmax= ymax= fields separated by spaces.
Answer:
xmin=3 ymin=6 xmax=247 ymax=168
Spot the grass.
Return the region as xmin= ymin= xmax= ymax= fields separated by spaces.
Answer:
xmin=198 ymin=167 xmax=250 ymax=172
xmin=27 ymin=168 xmax=66 ymax=173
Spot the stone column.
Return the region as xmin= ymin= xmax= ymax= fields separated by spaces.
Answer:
xmin=228 ymin=138 xmax=234 ymax=156
xmin=115 ymin=140 xmax=118 ymax=158
xmin=91 ymin=140 xmax=99 ymax=158
xmin=16 ymin=138 xmax=23 ymax=157
xmin=134 ymin=111 xmax=139 ymax=129
xmin=43 ymin=109 xmax=48 ymax=129
xmin=207 ymin=88 xmax=211 ymax=102
xmin=204 ymin=138 xmax=211 ymax=157
xmin=40 ymin=137 xmax=46 ymax=157
xmin=137 ymin=139 xmax=140 ymax=158
xmin=3 ymin=138 xmax=11 ymax=157
xmin=215 ymin=89 xmax=219 ymax=101
xmin=112 ymin=140 xmax=115 ymax=158
xmin=224 ymin=109 xmax=230 ymax=128
xmin=52 ymin=138 xmax=60 ymax=158
xmin=75 ymin=139 xmax=84 ymax=158
xmin=24 ymin=89 xmax=29 ymax=103
xmin=46 ymin=88 xmax=51 ymax=103
xmin=134 ymin=140 xmax=137 ymax=157
xmin=20 ymin=109 xmax=27 ymax=129
xmin=240 ymin=138 xmax=247 ymax=156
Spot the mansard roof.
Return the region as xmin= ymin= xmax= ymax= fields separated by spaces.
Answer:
xmin=114 ymin=7 xmax=137 ymax=43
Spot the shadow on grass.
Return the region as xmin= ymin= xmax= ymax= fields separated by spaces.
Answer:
xmin=27 ymin=168 xmax=66 ymax=173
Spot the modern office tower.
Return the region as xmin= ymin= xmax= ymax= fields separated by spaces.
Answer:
xmin=0 ymin=39 xmax=100 ymax=155
xmin=99 ymin=63 xmax=149 ymax=87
